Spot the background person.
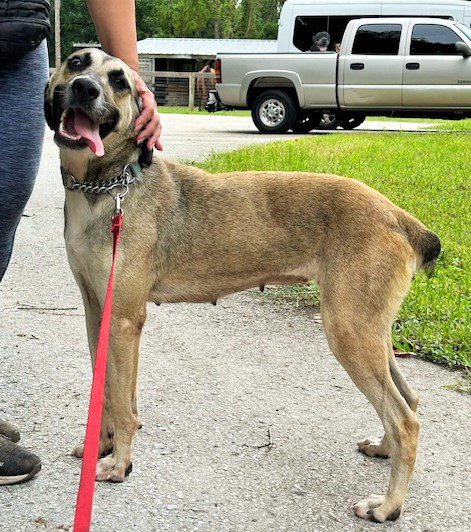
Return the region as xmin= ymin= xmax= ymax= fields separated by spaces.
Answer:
xmin=0 ymin=0 xmax=161 ymax=486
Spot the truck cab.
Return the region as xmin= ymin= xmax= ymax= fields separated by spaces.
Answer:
xmin=279 ymin=0 xmax=471 ymax=53
xmin=338 ymin=18 xmax=471 ymax=110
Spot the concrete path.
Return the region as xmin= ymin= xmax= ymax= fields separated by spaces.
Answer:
xmin=1 ymin=115 xmax=469 ymax=531
xmin=157 ymin=114 xmax=430 ymax=161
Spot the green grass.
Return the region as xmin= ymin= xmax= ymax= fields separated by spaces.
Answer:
xmin=367 ymin=116 xmax=471 ymax=131
xmin=198 ymin=133 xmax=470 ymax=369
xmin=158 ymin=106 xmax=250 ymax=117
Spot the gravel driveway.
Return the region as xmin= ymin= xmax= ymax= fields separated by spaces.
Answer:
xmin=0 ymin=114 xmax=469 ymax=531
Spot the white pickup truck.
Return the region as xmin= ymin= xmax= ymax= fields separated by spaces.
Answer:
xmin=208 ymin=18 xmax=471 ymax=132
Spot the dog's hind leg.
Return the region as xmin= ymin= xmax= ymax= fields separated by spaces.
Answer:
xmin=357 ymin=338 xmax=419 ymax=459
xmin=95 ymin=296 xmax=147 ymax=482
xmin=320 ymin=247 xmax=419 ymax=522
xmin=132 ymin=304 xmax=147 ymax=430
xmin=387 ymin=338 xmax=419 ymax=412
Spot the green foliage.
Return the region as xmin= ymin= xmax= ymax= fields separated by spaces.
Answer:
xmin=48 ymin=0 xmax=96 ymax=65
xmin=237 ymin=0 xmax=285 ymax=39
xmin=198 ymin=132 xmax=471 ymax=369
xmin=48 ymin=0 xmax=286 ymax=66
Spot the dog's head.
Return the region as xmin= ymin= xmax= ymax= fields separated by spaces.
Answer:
xmin=313 ymin=31 xmax=330 ymax=52
xmin=45 ymin=48 xmax=148 ymax=161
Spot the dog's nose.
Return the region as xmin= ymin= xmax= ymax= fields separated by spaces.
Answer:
xmin=72 ymin=78 xmax=100 ymax=102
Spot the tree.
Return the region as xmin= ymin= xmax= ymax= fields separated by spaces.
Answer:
xmin=47 ymin=0 xmax=286 ymax=66
xmin=237 ymin=0 xmax=285 ymax=39
xmin=54 ymin=0 xmax=61 ymax=66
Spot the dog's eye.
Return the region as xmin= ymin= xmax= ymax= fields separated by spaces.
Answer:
xmin=113 ymin=78 xmax=126 ymax=88
xmin=69 ymin=57 xmax=82 ymax=69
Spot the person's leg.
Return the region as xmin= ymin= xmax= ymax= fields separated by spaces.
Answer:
xmin=0 ymin=41 xmax=49 ymax=280
xmin=0 ymin=41 xmax=48 ymax=485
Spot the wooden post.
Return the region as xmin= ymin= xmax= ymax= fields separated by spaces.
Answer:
xmin=54 ymin=0 xmax=61 ymax=68
xmin=188 ymin=73 xmax=195 ymax=111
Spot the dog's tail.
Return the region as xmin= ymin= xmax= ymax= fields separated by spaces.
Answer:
xmin=397 ymin=211 xmax=441 ymax=273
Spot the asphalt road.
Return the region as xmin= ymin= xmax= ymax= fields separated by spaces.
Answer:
xmin=0 ymin=115 xmax=470 ymax=531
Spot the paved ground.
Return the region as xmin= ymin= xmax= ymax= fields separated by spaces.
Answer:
xmin=0 ymin=115 xmax=469 ymax=531
xmin=155 ymin=114 xmax=431 ymax=161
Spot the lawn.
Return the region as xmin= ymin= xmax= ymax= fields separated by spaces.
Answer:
xmin=198 ymin=133 xmax=470 ymax=369
xmin=367 ymin=116 xmax=471 ymax=131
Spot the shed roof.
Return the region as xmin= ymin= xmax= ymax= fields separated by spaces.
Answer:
xmin=137 ymin=38 xmax=278 ymax=58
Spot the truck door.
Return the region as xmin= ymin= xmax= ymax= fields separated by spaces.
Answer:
xmin=402 ymin=23 xmax=471 ymax=108
xmin=339 ymin=23 xmax=405 ymax=108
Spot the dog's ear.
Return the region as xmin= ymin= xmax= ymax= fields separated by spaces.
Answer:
xmin=139 ymin=142 xmax=154 ymax=167
xmin=44 ymin=81 xmax=55 ymax=131
xmin=44 ymin=82 xmax=63 ymax=131
xmin=133 ymin=92 xmax=154 ymax=167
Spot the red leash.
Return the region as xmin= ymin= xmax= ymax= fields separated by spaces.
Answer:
xmin=73 ymin=211 xmax=123 ymax=532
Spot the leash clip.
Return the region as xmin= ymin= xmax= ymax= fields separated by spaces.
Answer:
xmin=111 ymin=164 xmax=133 ymax=215
xmin=114 ymin=192 xmax=123 ymax=215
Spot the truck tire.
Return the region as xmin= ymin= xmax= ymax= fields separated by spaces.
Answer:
xmin=291 ymin=111 xmax=321 ymax=133
xmin=341 ymin=114 xmax=366 ymax=130
xmin=252 ymin=90 xmax=297 ymax=133
xmin=316 ymin=112 xmax=343 ymax=130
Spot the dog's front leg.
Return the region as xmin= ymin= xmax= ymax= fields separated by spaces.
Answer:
xmin=95 ymin=309 xmax=146 ymax=482
xmin=73 ymin=277 xmax=115 ymax=459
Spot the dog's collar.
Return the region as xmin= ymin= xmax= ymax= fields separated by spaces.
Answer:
xmin=61 ymin=161 xmax=142 ymax=196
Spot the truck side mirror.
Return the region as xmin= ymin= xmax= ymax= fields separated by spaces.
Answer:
xmin=455 ymin=41 xmax=471 ymax=57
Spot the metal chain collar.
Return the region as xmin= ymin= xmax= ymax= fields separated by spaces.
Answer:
xmin=65 ymin=164 xmax=137 ymax=196
xmin=63 ymin=163 xmax=141 ymax=214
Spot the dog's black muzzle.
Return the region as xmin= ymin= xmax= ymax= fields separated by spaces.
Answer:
xmin=71 ymin=77 xmax=101 ymax=105
xmin=64 ymin=76 xmax=105 ymax=122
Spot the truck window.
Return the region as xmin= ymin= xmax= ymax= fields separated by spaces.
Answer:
xmin=352 ymin=24 xmax=402 ymax=55
xmin=293 ymin=16 xmax=371 ymax=52
xmin=410 ymin=24 xmax=463 ymax=55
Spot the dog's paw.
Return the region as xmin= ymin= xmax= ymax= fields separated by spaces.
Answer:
xmin=357 ymin=436 xmax=391 ymax=458
xmin=72 ymin=435 xmax=114 ymax=459
xmin=95 ymin=455 xmax=132 ymax=482
xmin=353 ymin=495 xmax=402 ymax=522
xmin=72 ymin=443 xmax=85 ymax=458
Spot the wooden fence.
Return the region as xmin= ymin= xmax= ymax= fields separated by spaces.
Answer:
xmin=140 ymin=71 xmax=216 ymax=111
xmin=48 ymin=69 xmax=216 ymax=110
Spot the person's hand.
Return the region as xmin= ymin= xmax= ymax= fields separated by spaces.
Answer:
xmin=132 ymin=70 xmax=163 ymax=151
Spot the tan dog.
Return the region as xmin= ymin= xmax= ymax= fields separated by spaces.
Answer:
xmin=45 ymin=49 xmax=440 ymax=523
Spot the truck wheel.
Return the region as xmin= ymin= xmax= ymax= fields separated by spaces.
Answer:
xmin=316 ymin=112 xmax=343 ymax=130
xmin=291 ymin=111 xmax=321 ymax=133
xmin=341 ymin=115 xmax=366 ymax=130
xmin=252 ymin=91 xmax=297 ymax=133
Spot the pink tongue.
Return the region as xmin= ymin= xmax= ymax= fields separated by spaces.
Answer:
xmin=73 ymin=109 xmax=105 ymax=157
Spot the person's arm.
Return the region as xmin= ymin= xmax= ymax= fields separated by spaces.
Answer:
xmin=86 ymin=0 xmax=162 ymax=150
xmin=86 ymin=0 xmax=138 ymax=69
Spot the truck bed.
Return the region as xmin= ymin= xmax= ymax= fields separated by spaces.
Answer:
xmin=216 ymin=52 xmax=338 ymax=109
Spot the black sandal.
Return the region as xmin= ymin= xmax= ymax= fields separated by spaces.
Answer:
xmin=0 ymin=435 xmax=41 ymax=486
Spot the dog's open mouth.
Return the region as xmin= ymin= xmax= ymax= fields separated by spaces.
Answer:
xmin=57 ymin=108 xmax=116 ymax=157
